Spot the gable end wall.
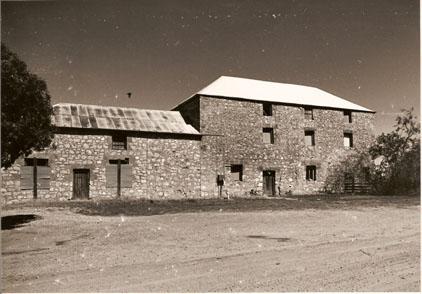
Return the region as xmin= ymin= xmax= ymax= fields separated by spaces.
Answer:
xmin=198 ymin=96 xmax=375 ymax=197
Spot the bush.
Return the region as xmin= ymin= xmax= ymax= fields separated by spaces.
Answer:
xmin=324 ymin=108 xmax=420 ymax=195
xmin=324 ymin=150 xmax=374 ymax=194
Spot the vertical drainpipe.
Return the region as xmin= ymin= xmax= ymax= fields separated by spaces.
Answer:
xmin=33 ymin=158 xmax=38 ymax=199
xmin=117 ymin=159 xmax=121 ymax=198
xmin=220 ymin=135 xmax=225 ymax=198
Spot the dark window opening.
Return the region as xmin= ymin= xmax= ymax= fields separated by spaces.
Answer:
xmin=24 ymin=158 xmax=49 ymax=166
xmin=230 ymin=164 xmax=243 ymax=181
xmin=304 ymin=107 xmax=314 ymax=120
xmin=109 ymin=158 xmax=130 ymax=165
xmin=344 ymin=110 xmax=352 ymax=123
xmin=306 ymin=165 xmax=317 ymax=181
xmin=263 ymin=102 xmax=273 ymax=116
xmin=112 ymin=134 xmax=127 ymax=150
xmin=344 ymin=132 xmax=353 ymax=148
xmin=263 ymin=128 xmax=274 ymax=144
xmin=305 ymin=130 xmax=315 ymax=146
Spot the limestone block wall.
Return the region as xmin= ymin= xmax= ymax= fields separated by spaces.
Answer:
xmin=1 ymin=132 xmax=201 ymax=204
xmin=185 ymin=95 xmax=375 ymax=197
xmin=137 ymin=137 xmax=202 ymax=199
xmin=1 ymin=158 xmax=51 ymax=203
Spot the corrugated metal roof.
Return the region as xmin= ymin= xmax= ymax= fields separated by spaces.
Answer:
xmin=175 ymin=76 xmax=374 ymax=112
xmin=52 ymin=103 xmax=200 ymax=135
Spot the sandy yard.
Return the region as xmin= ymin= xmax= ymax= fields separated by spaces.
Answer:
xmin=1 ymin=196 xmax=420 ymax=292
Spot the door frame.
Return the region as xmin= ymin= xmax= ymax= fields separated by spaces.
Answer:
xmin=72 ymin=169 xmax=90 ymax=199
xmin=263 ymin=170 xmax=276 ymax=196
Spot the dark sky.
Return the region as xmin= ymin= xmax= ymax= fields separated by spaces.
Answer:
xmin=2 ymin=0 xmax=419 ymax=134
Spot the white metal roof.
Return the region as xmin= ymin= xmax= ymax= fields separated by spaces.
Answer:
xmin=52 ymin=103 xmax=200 ymax=135
xmin=176 ymin=76 xmax=374 ymax=112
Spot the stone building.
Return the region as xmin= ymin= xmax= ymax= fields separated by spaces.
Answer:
xmin=174 ymin=76 xmax=375 ymax=197
xmin=1 ymin=76 xmax=375 ymax=203
xmin=1 ymin=104 xmax=202 ymax=203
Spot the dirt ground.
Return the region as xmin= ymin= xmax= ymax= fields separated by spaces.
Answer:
xmin=2 ymin=196 xmax=420 ymax=292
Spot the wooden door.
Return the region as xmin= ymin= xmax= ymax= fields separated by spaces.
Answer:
xmin=73 ymin=169 xmax=90 ymax=199
xmin=263 ymin=170 xmax=275 ymax=196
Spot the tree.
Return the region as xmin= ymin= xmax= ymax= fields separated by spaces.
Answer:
xmin=369 ymin=108 xmax=420 ymax=194
xmin=323 ymin=108 xmax=420 ymax=195
xmin=1 ymin=43 xmax=53 ymax=169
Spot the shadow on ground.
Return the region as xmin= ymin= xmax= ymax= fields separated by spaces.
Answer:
xmin=2 ymin=195 xmax=419 ymax=217
xmin=1 ymin=214 xmax=42 ymax=230
xmin=247 ymin=235 xmax=291 ymax=242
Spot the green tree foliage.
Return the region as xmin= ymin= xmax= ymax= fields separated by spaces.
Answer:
xmin=1 ymin=43 xmax=53 ymax=169
xmin=369 ymin=108 xmax=420 ymax=194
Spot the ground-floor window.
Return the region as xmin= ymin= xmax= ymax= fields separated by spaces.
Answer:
xmin=230 ymin=164 xmax=243 ymax=181
xmin=306 ymin=165 xmax=317 ymax=181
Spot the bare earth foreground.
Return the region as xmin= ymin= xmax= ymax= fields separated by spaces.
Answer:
xmin=2 ymin=196 xmax=420 ymax=292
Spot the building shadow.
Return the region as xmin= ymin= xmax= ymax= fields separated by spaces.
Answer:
xmin=1 ymin=214 xmax=41 ymax=230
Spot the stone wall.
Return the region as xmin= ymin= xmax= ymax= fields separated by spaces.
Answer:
xmin=2 ymin=97 xmax=375 ymax=203
xmin=1 ymin=132 xmax=201 ymax=204
xmin=179 ymin=95 xmax=375 ymax=197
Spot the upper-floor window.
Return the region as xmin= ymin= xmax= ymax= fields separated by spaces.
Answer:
xmin=304 ymin=130 xmax=315 ymax=146
xmin=304 ymin=107 xmax=314 ymax=120
xmin=263 ymin=102 xmax=273 ymax=116
xmin=230 ymin=164 xmax=243 ymax=181
xmin=344 ymin=132 xmax=353 ymax=148
xmin=306 ymin=165 xmax=317 ymax=181
xmin=263 ymin=128 xmax=274 ymax=144
xmin=112 ymin=134 xmax=127 ymax=150
xmin=344 ymin=110 xmax=352 ymax=123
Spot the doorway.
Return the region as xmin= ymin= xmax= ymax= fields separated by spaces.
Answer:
xmin=263 ymin=170 xmax=275 ymax=196
xmin=73 ymin=169 xmax=90 ymax=199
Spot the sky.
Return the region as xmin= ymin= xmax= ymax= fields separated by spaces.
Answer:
xmin=1 ymin=0 xmax=420 ymax=134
